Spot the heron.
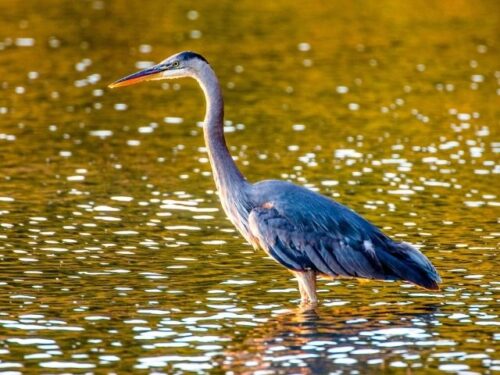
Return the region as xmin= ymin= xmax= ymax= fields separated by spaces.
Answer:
xmin=109 ymin=51 xmax=441 ymax=304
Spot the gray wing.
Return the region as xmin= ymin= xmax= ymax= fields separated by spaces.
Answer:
xmin=248 ymin=206 xmax=388 ymax=279
xmin=247 ymin=181 xmax=440 ymax=289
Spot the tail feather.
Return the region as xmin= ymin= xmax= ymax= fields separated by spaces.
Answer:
xmin=377 ymin=242 xmax=441 ymax=290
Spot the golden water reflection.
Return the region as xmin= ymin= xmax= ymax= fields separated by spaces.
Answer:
xmin=0 ymin=0 xmax=498 ymax=373
xmin=222 ymin=304 xmax=444 ymax=374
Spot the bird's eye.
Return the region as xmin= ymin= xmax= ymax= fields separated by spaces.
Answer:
xmin=173 ymin=61 xmax=180 ymax=68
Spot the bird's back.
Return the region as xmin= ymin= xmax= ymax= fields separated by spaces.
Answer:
xmin=250 ymin=179 xmax=384 ymax=239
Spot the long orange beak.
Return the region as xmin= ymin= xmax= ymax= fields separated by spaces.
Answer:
xmin=108 ymin=64 xmax=165 ymax=88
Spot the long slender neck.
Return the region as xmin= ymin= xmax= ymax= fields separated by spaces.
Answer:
xmin=194 ymin=63 xmax=246 ymax=194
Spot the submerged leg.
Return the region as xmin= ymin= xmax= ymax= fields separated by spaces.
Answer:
xmin=293 ymin=270 xmax=317 ymax=305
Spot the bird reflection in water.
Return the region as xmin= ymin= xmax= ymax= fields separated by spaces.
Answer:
xmin=219 ymin=303 xmax=439 ymax=374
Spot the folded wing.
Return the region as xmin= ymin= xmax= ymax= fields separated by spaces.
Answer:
xmin=248 ymin=189 xmax=440 ymax=289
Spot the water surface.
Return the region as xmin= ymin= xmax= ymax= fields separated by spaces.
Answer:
xmin=0 ymin=0 xmax=498 ymax=373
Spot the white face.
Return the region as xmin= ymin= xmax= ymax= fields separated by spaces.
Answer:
xmin=159 ymin=55 xmax=206 ymax=80
xmin=159 ymin=60 xmax=192 ymax=80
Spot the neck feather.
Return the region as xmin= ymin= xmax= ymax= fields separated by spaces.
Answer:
xmin=194 ymin=63 xmax=246 ymax=194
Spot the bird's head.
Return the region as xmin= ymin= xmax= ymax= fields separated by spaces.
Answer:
xmin=108 ymin=51 xmax=209 ymax=88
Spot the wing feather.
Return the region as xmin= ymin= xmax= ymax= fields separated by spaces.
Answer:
xmin=248 ymin=206 xmax=386 ymax=279
xmin=247 ymin=181 xmax=440 ymax=289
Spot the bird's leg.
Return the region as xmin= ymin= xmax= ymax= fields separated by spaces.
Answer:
xmin=297 ymin=281 xmax=308 ymax=305
xmin=294 ymin=270 xmax=317 ymax=305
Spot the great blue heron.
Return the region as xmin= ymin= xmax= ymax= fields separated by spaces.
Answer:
xmin=109 ymin=51 xmax=441 ymax=304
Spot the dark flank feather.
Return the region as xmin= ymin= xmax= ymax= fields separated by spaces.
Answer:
xmin=248 ymin=180 xmax=441 ymax=290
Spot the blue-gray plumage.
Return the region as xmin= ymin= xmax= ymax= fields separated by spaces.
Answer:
xmin=109 ymin=51 xmax=441 ymax=304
